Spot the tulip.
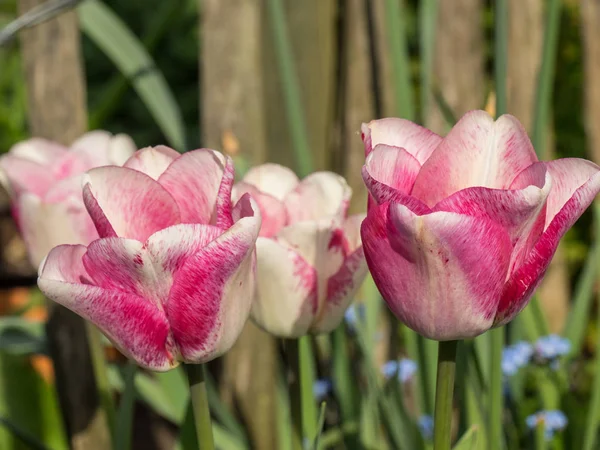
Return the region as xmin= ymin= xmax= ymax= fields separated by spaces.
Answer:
xmin=37 ymin=146 xmax=261 ymax=370
xmin=0 ymin=131 xmax=136 ymax=266
xmin=361 ymin=110 xmax=600 ymax=340
xmin=233 ymin=163 xmax=368 ymax=338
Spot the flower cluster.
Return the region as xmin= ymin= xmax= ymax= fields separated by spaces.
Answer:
xmin=534 ymin=334 xmax=571 ymax=361
xmin=381 ymin=358 xmax=417 ymax=383
xmin=526 ymin=410 xmax=568 ymax=440
xmin=2 ymin=108 xmax=597 ymax=371
xmin=502 ymin=335 xmax=572 ymax=377
xmin=502 ymin=341 xmax=534 ymax=376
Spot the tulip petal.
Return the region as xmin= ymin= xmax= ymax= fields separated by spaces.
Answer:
xmin=72 ymin=131 xmax=136 ymax=166
xmin=0 ymin=155 xmax=56 ymax=197
xmin=313 ymin=246 xmax=368 ymax=334
xmin=251 ymin=238 xmax=318 ymax=337
xmin=495 ymin=161 xmax=600 ymax=326
xmin=38 ymin=245 xmax=176 ymax=371
xmin=124 ymin=146 xmax=180 ymax=180
xmin=433 ymin=167 xmax=551 ymax=274
xmin=243 ymin=163 xmax=299 ymax=201
xmin=277 ymin=220 xmax=349 ymax=321
xmin=285 ymin=172 xmax=351 ymax=223
xmin=108 ymin=134 xmax=137 ymax=165
xmin=166 ymin=195 xmax=261 ymax=363
xmin=82 ymin=238 xmax=167 ymax=306
xmin=362 ymin=202 xmax=512 ymax=340
xmin=362 ymin=144 xmax=422 ymax=206
xmin=70 ymin=131 xmax=113 ymax=166
xmin=20 ymin=182 xmax=98 ymax=267
xmin=543 ymin=158 xmax=600 ymax=228
xmin=158 ymin=149 xmax=234 ymax=227
xmin=362 ymin=118 xmax=442 ymax=163
xmin=8 ymin=138 xmax=67 ymax=165
xmin=233 ymin=181 xmax=287 ymax=237
xmin=343 ymin=213 xmax=366 ymax=251
xmin=412 ymin=111 xmax=538 ymax=206
xmin=83 ymin=166 xmax=181 ymax=240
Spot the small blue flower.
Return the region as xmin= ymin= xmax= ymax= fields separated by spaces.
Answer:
xmin=502 ymin=341 xmax=534 ymax=376
xmin=381 ymin=360 xmax=399 ymax=379
xmin=398 ymin=358 xmax=418 ymax=383
xmin=526 ymin=410 xmax=568 ymax=440
xmin=535 ymin=335 xmax=571 ymax=360
xmin=344 ymin=304 xmax=365 ymax=330
xmin=418 ymin=415 xmax=434 ymax=441
xmin=313 ymin=379 xmax=332 ymax=401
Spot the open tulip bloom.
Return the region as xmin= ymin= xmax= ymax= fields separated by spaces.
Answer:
xmin=361 ymin=110 xmax=600 ymax=341
xmin=233 ymin=164 xmax=368 ymax=338
xmin=37 ymin=146 xmax=261 ymax=371
xmin=0 ymin=131 xmax=136 ymax=266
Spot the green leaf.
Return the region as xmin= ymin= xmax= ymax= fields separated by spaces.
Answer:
xmin=452 ymin=425 xmax=480 ymax=450
xmin=0 ymin=318 xmax=45 ymax=356
xmin=312 ymin=401 xmax=327 ymax=450
xmin=78 ymin=0 xmax=186 ymax=150
xmin=0 ymin=352 xmax=68 ymax=450
xmin=385 ymin=0 xmax=414 ymax=120
xmin=564 ymin=203 xmax=600 ymax=355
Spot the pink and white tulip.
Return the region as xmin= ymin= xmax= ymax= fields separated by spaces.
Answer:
xmin=37 ymin=146 xmax=261 ymax=370
xmin=361 ymin=110 xmax=600 ymax=340
xmin=0 ymin=131 xmax=136 ymax=266
xmin=233 ymin=164 xmax=368 ymax=338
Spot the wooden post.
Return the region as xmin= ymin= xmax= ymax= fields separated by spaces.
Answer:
xmin=427 ymin=0 xmax=485 ymax=134
xmin=507 ymin=0 xmax=569 ymax=333
xmin=201 ymin=1 xmax=277 ymax=448
xmin=261 ymin=0 xmax=337 ymax=171
xmin=17 ymin=2 xmax=110 ymax=449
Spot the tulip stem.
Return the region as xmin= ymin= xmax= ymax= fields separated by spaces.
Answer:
xmin=433 ymin=340 xmax=458 ymax=450
xmin=489 ymin=327 xmax=505 ymax=450
xmin=185 ymin=364 xmax=215 ymax=450
xmin=86 ymin=322 xmax=116 ymax=435
xmin=284 ymin=339 xmax=304 ymax=450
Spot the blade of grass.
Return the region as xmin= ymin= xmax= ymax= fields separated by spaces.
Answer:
xmin=312 ymin=402 xmax=327 ymax=450
xmin=89 ymin=0 xmax=182 ymax=130
xmin=78 ymin=0 xmax=186 ymax=150
xmin=0 ymin=416 xmax=50 ymax=450
xmin=265 ymin=0 xmax=312 ymax=176
xmin=384 ymin=0 xmax=414 ymax=120
xmin=564 ymin=203 xmax=600 ymax=355
xmin=489 ymin=2 xmax=508 ymax=447
xmin=452 ymin=425 xmax=479 ymax=450
xmin=418 ymin=0 xmax=438 ymax=123
xmin=582 ymin=207 xmax=600 ymax=450
xmin=331 ymin=325 xmax=361 ymax=450
xmin=531 ymin=0 xmax=562 ymax=158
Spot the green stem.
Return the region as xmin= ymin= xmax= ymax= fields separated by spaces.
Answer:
xmin=266 ymin=0 xmax=313 ymax=176
xmin=494 ymin=0 xmax=508 ymax=117
xmin=284 ymin=339 xmax=303 ymax=450
xmin=433 ymin=340 xmax=458 ymax=450
xmin=489 ymin=328 xmax=504 ymax=450
xmin=185 ymin=364 xmax=215 ymax=450
xmin=299 ymin=336 xmax=318 ymax=441
xmin=86 ymin=322 xmax=116 ymax=435
xmin=114 ymin=362 xmax=136 ymax=450
xmin=536 ymin=422 xmax=548 ymax=450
